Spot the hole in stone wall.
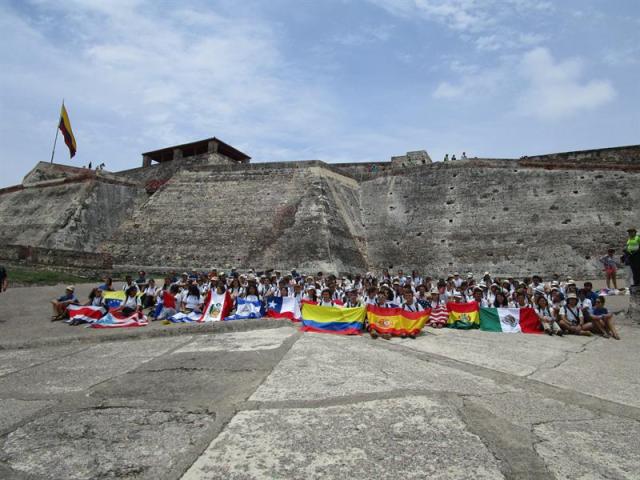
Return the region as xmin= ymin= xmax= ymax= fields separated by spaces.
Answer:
xmin=573 ymin=190 xmax=578 ymax=194
xmin=452 ymin=173 xmax=458 ymax=178
xmin=449 ymin=186 xmax=454 ymax=190
xmin=503 ymin=207 xmax=509 ymax=211
xmin=595 ymin=174 xmax=603 ymax=179
xmin=546 ymin=189 xmax=554 ymax=194
xmin=562 ymin=219 xmax=571 ymax=224
xmin=446 ymin=200 xmax=454 ymax=205
xmin=441 ymin=239 xmax=446 ymax=243
xmin=585 ymin=255 xmax=591 ymax=260
xmin=487 ymin=252 xmax=494 ymax=257
xmin=416 ymin=232 xmax=422 ymax=237
xmin=389 ymin=206 xmax=395 ymax=210
xmin=549 ymin=205 xmax=559 ymax=210
xmin=491 ymin=216 xmax=496 ymax=220
xmin=615 ymin=221 xmax=621 ymax=226
xmin=580 ymin=176 xmax=585 ymax=180
xmin=448 ymin=219 xmax=453 ymax=223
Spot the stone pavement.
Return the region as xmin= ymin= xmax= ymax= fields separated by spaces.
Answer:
xmin=0 ymin=287 xmax=639 ymax=479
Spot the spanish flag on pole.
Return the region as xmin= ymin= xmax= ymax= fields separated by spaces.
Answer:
xmin=59 ymin=103 xmax=77 ymax=158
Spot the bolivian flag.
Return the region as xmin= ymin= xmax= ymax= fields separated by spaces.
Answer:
xmin=367 ymin=305 xmax=430 ymax=336
xmin=479 ymin=307 xmax=542 ymax=334
xmin=59 ymin=103 xmax=77 ymax=158
xmin=301 ymin=303 xmax=365 ymax=335
xmin=447 ymin=301 xmax=479 ymax=329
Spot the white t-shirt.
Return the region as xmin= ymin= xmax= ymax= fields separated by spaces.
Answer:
xmin=560 ymin=305 xmax=583 ymax=325
xmin=184 ymin=294 xmax=203 ymax=311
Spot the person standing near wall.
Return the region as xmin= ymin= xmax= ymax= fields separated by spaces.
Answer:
xmin=624 ymin=227 xmax=640 ymax=289
xmin=0 ymin=265 xmax=7 ymax=293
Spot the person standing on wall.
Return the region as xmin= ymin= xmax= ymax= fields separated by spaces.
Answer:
xmin=0 ymin=265 xmax=7 ymax=293
xmin=624 ymin=227 xmax=640 ymax=289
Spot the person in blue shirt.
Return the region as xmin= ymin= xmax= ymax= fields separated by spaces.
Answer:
xmin=582 ymin=282 xmax=598 ymax=303
xmin=51 ymin=286 xmax=78 ymax=321
xmin=590 ymin=296 xmax=620 ymax=340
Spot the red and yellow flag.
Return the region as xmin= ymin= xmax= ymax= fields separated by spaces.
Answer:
xmin=366 ymin=305 xmax=430 ymax=336
xmin=59 ymin=104 xmax=77 ymax=158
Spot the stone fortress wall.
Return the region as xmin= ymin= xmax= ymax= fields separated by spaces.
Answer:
xmin=0 ymin=143 xmax=638 ymax=278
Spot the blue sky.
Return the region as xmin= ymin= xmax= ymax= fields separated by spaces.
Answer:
xmin=1 ymin=0 xmax=638 ymax=187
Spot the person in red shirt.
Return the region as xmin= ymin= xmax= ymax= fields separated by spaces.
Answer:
xmin=156 ymin=285 xmax=179 ymax=321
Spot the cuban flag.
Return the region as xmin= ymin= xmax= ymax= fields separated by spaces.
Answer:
xmin=225 ymin=298 xmax=264 ymax=320
xmin=65 ymin=305 xmax=104 ymax=324
xmin=89 ymin=311 xmax=148 ymax=329
xmin=265 ymin=296 xmax=301 ymax=321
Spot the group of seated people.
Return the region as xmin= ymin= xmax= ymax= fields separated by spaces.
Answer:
xmin=50 ymin=268 xmax=620 ymax=339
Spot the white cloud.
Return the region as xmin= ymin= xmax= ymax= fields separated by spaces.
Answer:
xmin=518 ymin=47 xmax=616 ymax=119
xmin=0 ymin=1 xmax=343 ymax=184
xmin=368 ymin=0 xmax=551 ymax=51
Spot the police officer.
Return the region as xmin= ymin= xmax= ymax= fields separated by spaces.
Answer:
xmin=624 ymin=227 xmax=640 ymax=288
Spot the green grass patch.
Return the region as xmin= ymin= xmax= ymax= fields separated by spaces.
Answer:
xmin=7 ymin=267 xmax=99 ymax=286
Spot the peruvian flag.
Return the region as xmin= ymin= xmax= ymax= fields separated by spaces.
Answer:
xmin=265 ymin=296 xmax=301 ymax=321
xmin=199 ymin=290 xmax=232 ymax=322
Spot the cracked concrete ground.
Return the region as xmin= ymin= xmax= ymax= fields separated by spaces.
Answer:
xmin=0 ymin=285 xmax=639 ymax=479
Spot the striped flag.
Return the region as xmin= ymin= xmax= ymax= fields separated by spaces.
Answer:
xmin=366 ymin=305 xmax=430 ymax=336
xmin=90 ymin=311 xmax=148 ymax=328
xmin=447 ymin=302 xmax=480 ymax=329
xmin=199 ymin=291 xmax=232 ymax=322
xmin=225 ymin=298 xmax=264 ymax=320
xmin=265 ymin=296 xmax=301 ymax=321
xmin=479 ymin=307 xmax=542 ymax=334
xmin=301 ymin=303 xmax=365 ymax=335
xmin=66 ymin=305 xmax=104 ymax=324
xmin=59 ymin=103 xmax=77 ymax=158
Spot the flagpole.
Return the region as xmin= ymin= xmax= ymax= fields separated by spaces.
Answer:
xmin=50 ymin=99 xmax=63 ymax=164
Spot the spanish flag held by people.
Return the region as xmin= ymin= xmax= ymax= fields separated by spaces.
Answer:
xmin=367 ymin=305 xmax=430 ymax=337
xmin=59 ymin=103 xmax=77 ymax=158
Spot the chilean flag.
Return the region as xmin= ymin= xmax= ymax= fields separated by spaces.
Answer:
xmin=265 ymin=296 xmax=301 ymax=321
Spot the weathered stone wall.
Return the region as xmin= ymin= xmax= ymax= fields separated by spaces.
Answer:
xmin=523 ymin=144 xmax=640 ymax=166
xmin=0 ymin=244 xmax=112 ymax=269
xmin=102 ymin=162 xmax=367 ymax=273
xmin=0 ymin=179 xmax=142 ymax=253
xmin=2 ymin=144 xmax=639 ymax=276
xmin=359 ymin=160 xmax=640 ymax=277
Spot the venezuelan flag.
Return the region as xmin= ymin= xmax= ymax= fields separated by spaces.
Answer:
xmin=103 ymin=290 xmax=126 ymax=310
xmin=447 ymin=301 xmax=480 ymax=329
xmin=301 ymin=303 xmax=365 ymax=335
xmin=367 ymin=305 xmax=430 ymax=336
xmin=59 ymin=103 xmax=77 ymax=158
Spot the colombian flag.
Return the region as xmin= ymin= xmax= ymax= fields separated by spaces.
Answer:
xmin=447 ymin=301 xmax=480 ymax=329
xmin=301 ymin=303 xmax=365 ymax=335
xmin=59 ymin=103 xmax=77 ymax=158
xmin=367 ymin=305 xmax=430 ymax=336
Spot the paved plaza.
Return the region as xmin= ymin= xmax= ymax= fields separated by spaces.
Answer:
xmin=0 ymin=284 xmax=639 ymax=479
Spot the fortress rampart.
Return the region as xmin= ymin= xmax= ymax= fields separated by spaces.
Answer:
xmin=1 ymin=143 xmax=638 ymax=278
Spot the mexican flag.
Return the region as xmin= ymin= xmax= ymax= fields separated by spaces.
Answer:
xmin=479 ymin=307 xmax=542 ymax=334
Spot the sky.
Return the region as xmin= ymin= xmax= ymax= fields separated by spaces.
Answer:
xmin=1 ymin=0 xmax=639 ymax=187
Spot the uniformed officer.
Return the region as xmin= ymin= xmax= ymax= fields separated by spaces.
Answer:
xmin=624 ymin=227 xmax=640 ymax=288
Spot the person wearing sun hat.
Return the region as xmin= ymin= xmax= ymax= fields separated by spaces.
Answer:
xmin=559 ymin=293 xmax=592 ymax=336
xmin=624 ymin=227 xmax=640 ymax=288
xmin=50 ymin=286 xmax=79 ymax=321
